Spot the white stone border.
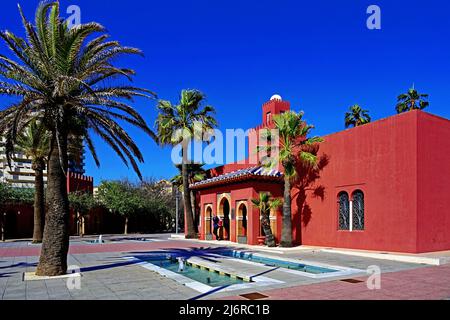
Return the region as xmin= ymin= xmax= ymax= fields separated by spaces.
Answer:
xmin=23 ymin=271 xmax=81 ymax=281
xmin=221 ymin=250 xmax=364 ymax=279
xmin=320 ymin=248 xmax=442 ymax=266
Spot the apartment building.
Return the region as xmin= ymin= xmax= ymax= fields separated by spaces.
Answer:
xmin=0 ymin=138 xmax=85 ymax=188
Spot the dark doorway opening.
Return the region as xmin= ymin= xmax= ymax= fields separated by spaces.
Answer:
xmin=222 ymin=199 xmax=230 ymax=240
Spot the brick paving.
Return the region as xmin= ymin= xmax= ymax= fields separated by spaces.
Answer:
xmin=0 ymin=239 xmax=192 ymax=258
xmin=219 ymin=263 xmax=450 ymax=300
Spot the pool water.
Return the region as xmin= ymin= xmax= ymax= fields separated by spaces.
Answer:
xmin=221 ymin=251 xmax=338 ymax=274
xmin=145 ymin=256 xmax=245 ymax=287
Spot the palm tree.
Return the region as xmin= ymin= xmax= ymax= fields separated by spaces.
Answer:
xmin=156 ymin=90 xmax=217 ymax=239
xmin=251 ymin=192 xmax=281 ymax=247
xmin=10 ymin=115 xmax=84 ymax=241
xmin=396 ymin=85 xmax=429 ymax=113
xmin=16 ymin=119 xmax=50 ymax=243
xmin=345 ymin=104 xmax=371 ymax=128
xmin=0 ymin=2 xmax=156 ymax=276
xmin=172 ymin=163 xmax=206 ymax=232
xmin=260 ymin=111 xmax=322 ymax=247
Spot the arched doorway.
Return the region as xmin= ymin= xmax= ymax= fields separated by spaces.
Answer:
xmin=204 ymin=206 xmax=213 ymax=240
xmin=219 ymin=197 xmax=230 ymax=240
xmin=236 ymin=202 xmax=247 ymax=244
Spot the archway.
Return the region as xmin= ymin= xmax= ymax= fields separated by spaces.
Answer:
xmin=204 ymin=206 xmax=213 ymax=240
xmin=219 ymin=197 xmax=230 ymax=240
xmin=236 ymin=202 xmax=248 ymax=244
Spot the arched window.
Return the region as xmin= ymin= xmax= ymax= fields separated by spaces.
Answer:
xmin=338 ymin=192 xmax=350 ymax=230
xmin=266 ymin=112 xmax=272 ymax=124
xmin=352 ymin=190 xmax=365 ymax=230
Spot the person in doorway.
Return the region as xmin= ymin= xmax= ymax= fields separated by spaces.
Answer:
xmin=212 ymin=214 xmax=220 ymax=240
xmin=223 ymin=215 xmax=229 ymax=240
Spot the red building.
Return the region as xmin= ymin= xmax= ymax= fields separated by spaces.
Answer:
xmin=67 ymin=171 xmax=94 ymax=194
xmin=2 ymin=171 xmax=94 ymax=239
xmin=190 ymin=97 xmax=450 ymax=253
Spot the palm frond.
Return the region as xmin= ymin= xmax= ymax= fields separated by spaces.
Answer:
xmin=0 ymin=1 xmax=156 ymax=179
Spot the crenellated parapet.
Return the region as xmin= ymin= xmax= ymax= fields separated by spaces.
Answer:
xmin=67 ymin=170 xmax=94 ymax=194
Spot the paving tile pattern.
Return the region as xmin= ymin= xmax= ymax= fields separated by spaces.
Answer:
xmin=1 ymin=234 xmax=449 ymax=300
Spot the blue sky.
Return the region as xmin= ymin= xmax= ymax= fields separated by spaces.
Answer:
xmin=1 ymin=0 xmax=449 ymax=184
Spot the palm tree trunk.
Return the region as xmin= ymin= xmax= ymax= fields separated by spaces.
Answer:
xmin=36 ymin=128 xmax=70 ymax=276
xmin=124 ymin=216 xmax=128 ymax=235
xmin=190 ymin=189 xmax=198 ymax=234
xmin=182 ymin=143 xmax=196 ymax=238
xmin=32 ymin=159 xmax=45 ymax=244
xmin=280 ymin=175 xmax=293 ymax=247
xmin=261 ymin=211 xmax=276 ymax=247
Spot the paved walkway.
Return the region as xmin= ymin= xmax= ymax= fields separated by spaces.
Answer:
xmin=1 ymin=234 xmax=449 ymax=300
xmin=219 ymin=263 xmax=450 ymax=300
xmin=0 ymin=239 xmax=193 ymax=257
xmin=1 ymin=234 xmax=201 ymax=300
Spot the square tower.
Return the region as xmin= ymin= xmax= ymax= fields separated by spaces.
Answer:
xmin=262 ymin=95 xmax=290 ymax=126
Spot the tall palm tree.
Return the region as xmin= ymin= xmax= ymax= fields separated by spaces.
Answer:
xmin=251 ymin=192 xmax=281 ymax=247
xmin=396 ymin=85 xmax=429 ymax=113
xmin=172 ymin=163 xmax=206 ymax=232
xmin=16 ymin=118 xmax=50 ymax=243
xmin=156 ymin=90 xmax=217 ymax=239
xmin=0 ymin=2 xmax=156 ymax=276
xmin=260 ymin=111 xmax=322 ymax=247
xmin=345 ymin=104 xmax=371 ymax=128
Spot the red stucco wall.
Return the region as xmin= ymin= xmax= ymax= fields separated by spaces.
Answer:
xmin=298 ymin=110 xmax=450 ymax=253
xmin=67 ymin=171 xmax=94 ymax=194
xmin=416 ymin=112 xmax=450 ymax=252
xmin=2 ymin=173 xmax=95 ymax=239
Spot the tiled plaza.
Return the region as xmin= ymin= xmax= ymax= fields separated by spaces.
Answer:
xmin=1 ymin=234 xmax=449 ymax=300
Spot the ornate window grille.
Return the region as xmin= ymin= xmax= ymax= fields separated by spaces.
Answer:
xmin=338 ymin=192 xmax=350 ymax=230
xmin=352 ymin=190 xmax=365 ymax=230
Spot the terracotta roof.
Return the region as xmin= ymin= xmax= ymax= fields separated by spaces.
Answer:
xmin=190 ymin=166 xmax=283 ymax=189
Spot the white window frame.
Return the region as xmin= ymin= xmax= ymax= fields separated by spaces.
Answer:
xmin=349 ymin=200 xmax=353 ymax=232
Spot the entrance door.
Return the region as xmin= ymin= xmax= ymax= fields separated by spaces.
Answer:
xmin=236 ymin=203 xmax=248 ymax=244
xmin=204 ymin=206 xmax=213 ymax=240
xmin=220 ymin=198 xmax=230 ymax=240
